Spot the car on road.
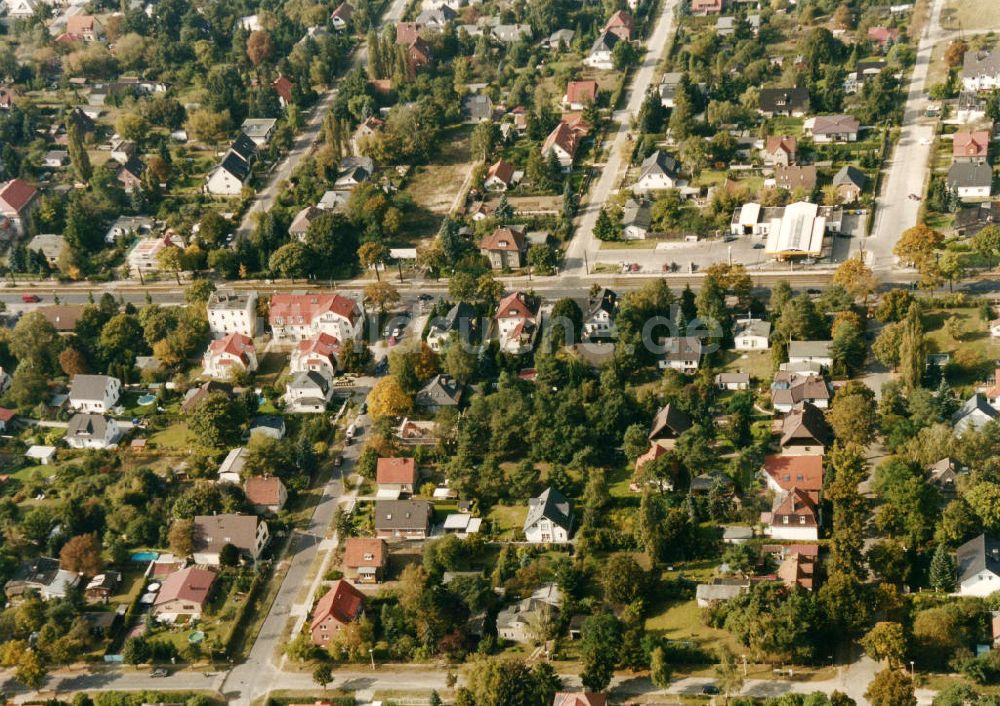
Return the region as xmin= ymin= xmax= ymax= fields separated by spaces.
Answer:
xmin=360 ymin=402 xmax=367 ymax=415
xmin=334 ymin=456 xmax=343 ymax=467
xmin=20 ymin=294 xmax=41 ymax=303
xmin=417 ymin=294 xmax=433 ymax=302
xmin=807 ymin=288 xmax=821 ymax=294
xmin=701 ymin=684 xmax=720 ymax=695
xmin=752 ymin=243 xmax=765 ymax=249
xmin=150 ymin=668 xmax=169 ymax=678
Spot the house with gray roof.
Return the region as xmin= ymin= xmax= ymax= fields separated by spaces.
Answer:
xmin=584 ymin=31 xmax=618 ymax=70
xmin=463 ymin=93 xmax=494 ymax=123
xmin=634 ymin=150 xmax=682 ymax=194
xmin=947 ymin=162 xmax=993 ymax=200
xmin=544 ymin=28 xmax=575 ymax=49
xmin=957 ymin=534 xmax=1000 ymax=596
xmin=4 ymin=557 xmax=81 ymax=603
xmin=962 ymin=49 xmax=1000 ymax=92
xmin=952 ymin=394 xmax=999 ymax=436
xmin=524 ymin=487 xmax=573 ymax=543
xmin=374 ymin=499 xmax=432 ymax=540
xmin=787 ymin=340 xmax=833 ymax=369
xmin=66 ymin=413 xmax=121 ymax=450
xmin=426 ymin=302 xmax=477 ymax=352
xmin=68 ymin=374 xmax=121 ymax=413
xmin=415 ymin=374 xmax=464 ymax=412
xmin=492 ymin=23 xmax=532 ymax=42
xmin=622 ymin=198 xmax=652 ymax=239
xmin=284 ymin=370 xmax=333 ymax=413
xmin=192 ymin=514 xmax=269 ymax=565
xmin=496 ymin=583 xmax=561 ymax=642
xmin=832 ymin=165 xmax=866 ymax=203
xmin=583 ymin=287 xmax=618 ymax=341
xmin=734 ymin=318 xmax=771 ymax=350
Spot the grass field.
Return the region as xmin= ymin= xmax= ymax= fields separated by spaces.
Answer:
xmin=402 ymin=125 xmax=475 ymax=239
xmin=719 ymin=350 xmax=773 ymax=382
xmin=922 ymin=305 xmax=1000 ymax=388
xmin=941 ymin=0 xmax=1000 ymax=31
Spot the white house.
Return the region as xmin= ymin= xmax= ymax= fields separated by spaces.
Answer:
xmin=583 ymin=288 xmax=618 ymax=341
xmin=958 ymin=534 xmax=1000 ymax=596
xmin=787 ymin=341 xmax=833 ymax=369
xmin=68 ymin=375 xmax=121 ymax=413
xmin=207 ymin=290 xmax=258 ymax=339
xmin=495 ymin=291 xmax=539 ymax=354
xmin=733 ymin=318 xmax=771 ymax=350
xmin=268 ymin=293 xmax=364 ymax=343
xmin=962 ymin=50 xmax=1000 ymax=92
xmin=217 ymin=447 xmax=247 ymax=484
xmin=202 ymin=333 xmax=257 ymax=379
xmin=290 ymin=332 xmax=340 ymax=379
xmin=947 ymin=163 xmax=993 ymax=200
xmin=523 ymin=488 xmax=573 ymax=543
xmin=65 ymin=414 xmax=121 ymax=450
xmin=583 ymin=31 xmax=618 ymax=70
xmin=762 ymin=488 xmax=820 ymax=541
xmin=205 ymin=152 xmax=251 ymax=196
xmin=192 ymin=514 xmax=269 ymax=565
xmin=952 ymin=394 xmax=999 ymax=435
xmin=2 ymin=0 xmax=39 ymax=21
xmin=240 ymin=118 xmax=278 ymax=147
xmin=657 ymin=336 xmax=704 ymax=372
xmin=634 ymin=150 xmax=683 ymax=193
xmin=284 ymin=371 xmax=333 ymax=413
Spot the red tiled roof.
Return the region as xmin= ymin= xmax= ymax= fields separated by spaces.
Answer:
xmin=269 ymin=293 xmax=360 ymax=326
xmin=296 ymin=332 xmax=341 ymax=357
xmin=272 ymin=75 xmax=293 ymax=104
xmin=155 ymin=566 xmax=217 ymax=607
xmin=771 ymin=487 xmax=819 ymax=524
xmin=496 ymin=291 xmax=536 ymax=320
xmin=486 ymin=159 xmax=515 ymax=185
xmin=481 ymin=226 xmax=525 ymax=253
xmin=763 ymin=455 xmax=824 ymax=492
xmin=396 ymin=21 xmax=421 ymax=44
xmin=342 ymin=537 xmax=388 ymax=568
xmin=208 ymin=332 xmax=255 ymax=366
xmin=0 ymin=178 xmax=39 ymax=214
xmin=244 ymin=476 xmax=285 ymax=506
xmin=543 ymin=121 xmax=582 ymax=158
xmin=954 ymin=130 xmax=990 ymax=158
xmin=765 ymin=135 xmax=797 ymax=155
xmin=867 ymin=26 xmax=899 ymax=44
xmin=66 ymin=15 xmax=97 ymax=34
xmin=376 ymin=457 xmax=416 ymax=485
xmin=553 ymin=694 xmax=607 ymax=706
xmin=603 ymin=10 xmax=633 ymax=38
xmin=331 ymin=1 xmax=353 ymax=20
xmin=311 ymin=580 xmax=365 ymax=630
xmin=0 ymin=408 xmax=15 ymax=422
xmin=565 ymin=80 xmax=598 ymax=105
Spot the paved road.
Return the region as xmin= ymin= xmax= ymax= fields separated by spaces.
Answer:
xmin=867 ymin=0 xmax=946 ymax=270
xmin=563 ymin=0 xmax=682 ymax=275
xmin=234 ymin=0 xmax=411 ymax=241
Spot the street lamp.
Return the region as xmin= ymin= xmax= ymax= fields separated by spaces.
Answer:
xmin=369 ymin=647 xmax=375 ymax=671
xmin=909 ymin=661 xmax=915 ymax=679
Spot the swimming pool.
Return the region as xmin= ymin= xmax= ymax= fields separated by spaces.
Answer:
xmin=137 ymin=394 xmax=157 ymax=405
xmin=131 ymin=551 xmax=159 ymax=562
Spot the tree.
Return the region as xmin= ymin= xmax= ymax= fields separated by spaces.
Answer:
xmin=929 ymin=543 xmax=957 ymax=592
xmin=368 ymin=375 xmax=412 ymax=419
xmin=833 ymin=256 xmax=876 ymax=303
xmin=364 ymin=281 xmax=400 ymax=315
xmin=939 ymin=251 xmax=966 ymax=292
xmin=579 ymin=613 xmax=621 ymax=692
xmin=11 ymin=311 xmax=61 ymax=373
xmin=67 ymin=119 xmax=91 ymax=184
xmin=650 ymin=645 xmax=672 ymax=688
xmin=872 ymin=322 xmax=903 ymax=370
xmin=59 ymin=533 xmax=102 ymax=575
xmin=219 ymin=543 xmax=240 ymax=567
xmin=168 ymin=519 xmax=194 ymax=557
xmin=601 ymin=553 xmax=646 ymax=605
xmin=269 ymin=242 xmax=311 ymax=280
xmin=828 ymin=382 xmax=877 ymax=446
xmin=246 ymin=30 xmax=274 ymax=67
xmin=594 ymin=207 xmax=620 ymax=241
xmin=461 ymin=656 xmax=562 ymax=706
xmin=58 ymin=347 xmax=89 ymax=376
xmin=358 ymin=241 xmax=390 ymax=282
xmin=860 ymin=622 xmax=906 ymax=668
xmin=157 ymin=246 xmax=184 ymax=284
xmin=189 ymin=392 xmax=246 ymax=448
xmin=894 ymin=224 xmax=943 ymax=269
xmin=865 ymin=668 xmax=916 ymax=706
xmin=944 ymin=39 xmax=968 ymax=68
xmin=123 ymin=635 xmax=151 ymax=665
xmin=444 ymin=340 xmax=477 ymax=384
xmin=971 ymin=225 xmax=1000 ymax=269
xmin=898 ymin=303 xmax=926 ymax=389
xmin=715 ymin=646 xmax=744 ymax=705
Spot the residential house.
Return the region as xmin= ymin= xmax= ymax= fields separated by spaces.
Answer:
xmin=544 ymin=28 xmax=575 ymax=50
xmin=603 ymin=10 xmax=634 ymax=40
xmin=583 ymin=287 xmax=618 ymax=341
xmin=202 ymin=333 xmax=257 ymax=379
xmin=484 ymin=159 xmax=516 ymax=191
xmin=553 ymin=694 xmax=607 ymax=706
xmin=776 ymin=547 xmax=817 ymax=591
xmin=844 ymin=59 xmax=887 ymax=94
xmin=84 ymin=571 xmax=120 ymax=604
xmin=290 ymin=332 xmax=340 ymax=379
xmin=657 ymin=336 xmax=704 ymax=372
xmin=622 ymin=198 xmax=652 ymax=239
xmin=464 ymin=93 xmax=493 ymax=123
xmin=117 ymin=157 xmax=146 ymax=192
xmin=634 ymin=150 xmax=682 ymax=193
xmin=542 ymin=120 xmax=586 ymax=170
xmin=927 ymin=457 xmax=961 ymax=497
xmin=426 ymin=302 xmax=477 ymax=352
xmin=492 ymin=24 xmax=532 ymax=43
xmin=342 ymin=537 xmax=388 ymax=583
xmin=958 ymin=91 xmax=989 ymax=123
xmin=496 ymin=584 xmax=562 ymax=642
xmin=415 ymin=374 xmax=464 ymax=412
xmin=809 ymin=114 xmax=860 ymax=143
xmin=217 ymin=446 xmax=247 ymax=484
xmin=65 ymin=414 xmax=121 ymax=450
xmin=953 ymin=129 xmax=991 ymax=164
xmin=762 ymin=455 xmax=824 ymax=494
xmin=272 ymin=75 xmax=293 ymax=107
xmin=770 ymin=372 xmax=830 ymax=412
xmin=250 ymin=414 xmax=286 ymax=439
xmin=244 ymin=476 xmax=288 ymax=514
xmin=690 ymin=0 xmax=723 ymax=14
xmin=4 ymin=558 xmax=81 ymax=603
xmin=309 ymin=580 xmax=365 ymax=646
xmin=109 ymin=136 xmax=137 ymax=164
xmin=27 ymin=233 xmax=65 ymax=266
xmin=947 ymin=163 xmax=993 ymax=200
xmin=207 ymin=290 xmax=258 ymax=339
xmin=762 ymin=135 xmax=797 ymax=166
xmin=495 ymin=291 xmax=540 ymax=354
xmin=374 ymin=499 xmax=432 ymax=539
xmin=269 ymin=293 xmax=364 ymax=342
xmin=524 ymin=487 xmax=573 ymax=543
xmin=396 ymin=418 xmax=439 ymax=446
xmin=715 ymin=372 xmax=750 ymax=390
xmin=205 ymin=151 xmax=251 ymax=196
xmin=867 ymin=26 xmax=899 ymax=50
xmin=104 ymin=214 xmax=156 ymax=244
xmin=289 ymin=205 xmax=322 ymax=241
xmin=648 ymin=403 xmax=692 ymax=449
xmin=331 ymin=1 xmax=353 ymax=30
xmin=563 ymin=80 xmax=598 ymax=110
xmin=779 ymin=402 xmax=833 ymax=455
xmin=762 ymin=487 xmax=820 ymax=540
xmin=658 ymin=72 xmax=684 ymax=108
xmin=182 ymin=381 xmax=234 ymax=415
xmin=43 ymin=150 xmax=68 ymax=168
xmin=787 ymin=340 xmax=833 ymax=369
xmin=963 ymin=50 xmax=1000 ymax=92
xmin=68 ymin=374 xmax=121 ymax=413
xmin=716 ymin=16 xmax=736 ymax=35
xmin=481 ymin=226 xmax=527 ymax=269
xmin=376 ymin=457 xmax=418 ymax=498
xmin=991 ymin=318 xmax=1000 ymax=339
xmin=284 ymin=371 xmax=333 ymax=413
xmin=985 ymin=367 xmax=1000 ymax=407
xmin=758 ymin=87 xmax=810 ymax=117
xmin=952 ymin=394 xmax=999 ymax=435
xmin=832 ymin=165 xmax=866 ymax=203
xmin=2 ymin=0 xmax=38 ymax=22
xmin=957 ymin=534 xmax=1000 ymax=596
xmin=336 ymin=155 xmax=375 ymax=189
xmin=0 ymin=406 xmax=15 ymax=432
xmin=66 ymin=14 xmax=102 ymax=40
xmin=406 ymin=37 xmax=433 ymax=70
xmin=153 ymin=567 xmax=217 ymax=622
xmin=241 ymin=118 xmax=278 ymax=147
xmin=192 ymin=514 xmax=269 ymax=565
xmin=351 ymin=116 xmax=384 ymax=154
xmin=318 ymin=189 xmax=351 ymax=211
xmin=733 ymin=318 xmax=771 ymax=350
xmin=696 ymin=581 xmax=746 ymax=606
xmin=773 ymin=165 xmax=817 ymax=193
xmin=0 ymin=178 xmax=39 ymax=237
xmin=584 ymin=31 xmax=619 ymax=70
xmin=416 ymin=4 xmax=456 ymax=28
xmin=126 ymin=231 xmax=186 ymax=275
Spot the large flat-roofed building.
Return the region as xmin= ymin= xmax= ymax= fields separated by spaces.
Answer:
xmin=765 ymin=202 xmax=827 ymax=260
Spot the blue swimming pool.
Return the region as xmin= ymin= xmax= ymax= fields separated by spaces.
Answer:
xmin=131 ymin=551 xmax=159 ymax=562
xmin=137 ymin=394 xmax=156 ymax=405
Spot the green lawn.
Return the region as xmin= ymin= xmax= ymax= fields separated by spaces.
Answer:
xmin=486 ymin=505 xmax=527 ymax=539
xmin=719 ymin=349 xmax=774 ymax=383
xmin=923 ymin=306 xmax=1000 ymax=389
xmin=150 ymin=422 xmax=192 ymax=451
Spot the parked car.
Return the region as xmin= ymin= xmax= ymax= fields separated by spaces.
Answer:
xmin=150 ymin=668 xmax=169 ymax=678
xmin=701 ymin=684 xmax=720 ymax=695
xmin=21 ymin=294 xmax=40 ymax=303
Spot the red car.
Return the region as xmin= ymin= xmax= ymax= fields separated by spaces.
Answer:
xmin=21 ymin=294 xmax=41 ymax=303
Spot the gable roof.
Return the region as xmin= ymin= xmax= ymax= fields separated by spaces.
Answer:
xmin=833 ymin=165 xmax=867 ymax=189
xmin=311 ymin=580 xmax=365 ymax=629
xmin=231 ymin=133 xmax=258 ymax=163
xmin=416 ymin=374 xmax=464 ymax=406
xmin=774 ymin=165 xmax=817 ymax=191
xmin=734 ymin=318 xmax=771 ymax=339
xmin=771 ymin=372 xmax=830 ymax=406
xmin=759 ymin=86 xmax=810 ymax=113
xmin=765 ymin=135 xmax=797 ymax=156
xmin=648 ymin=403 xmax=692 ymax=440
xmin=589 ymin=30 xmax=619 ymax=54
xmin=543 ymin=121 xmax=583 ymax=158
xmin=958 ymin=534 xmax=1000 ymax=583
xmin=954 ymin=129 xmax=991 ymax=158
xmin=770 ymin=487 xmax=819 ymax=522
xmin=374 ymin=499 xmax=432 ymax=530
xmin=496 ymin=291 xmax=537 ymax=320
xmin=947 ymin=162 xmax=993 ymax=189
xmin=587 ymin=287 xmax=618 ymax=319
xmin=192 ymin=514 xmax=261 ymax=554
xmin=0 ymin=178 xmax=38 ymax=214
xmin=244 ymin=475 xmax=286 ymax=506
xmin=952 ymin=393 xmax=1000 ymax=426
xmin=553 ymin=694 xmax=607 ymax=706
xmin=270 ymin=293 xmax=361 ymax=326
xmin=290 ymin=205 xmax=323 ymax=234
xmin=342 ymin=537 xmax=388 ymax=568
xmin=66 ymin=413 xmax=113 ymax=439
xmin=659 ymin=336 xmax=703 ymax=362
xmin=811 ymin=114 xmax=860 ymax=135
xmin=296 ymin=332 xmax=340 ymax=358
xmin=481 ymin=226 xmax=526 ymax=253
xmin=780 ymin=402 xmax=833 ymax=447
xmin=155 ymin=566 xmax=216 ymax=606
xmin=486 ymin=159 xmax=515 ymax=185
xmin=565 ymin=80 xmax=598 ymax=105
xmin=376 ymin=457 xmax=417 ymax=485
xmin=762 ymin=455 xmax=824 ymax=491
xmin=207 ymin=332 xmax=255 ymax=365
xmin=639 ymin=150 xmax=680 ymax=180
xmin=272 ymin=75 xmax=293 ymax=104
xmin=70 ymin=374 xmax=116 ymax=401
xmin=331 ymin=1 xmax=354 ymax=20
xmin=219 ymin=151 xmax=251 ymax=180
xmin=525 ymin=487 xmax=573 ymax=532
